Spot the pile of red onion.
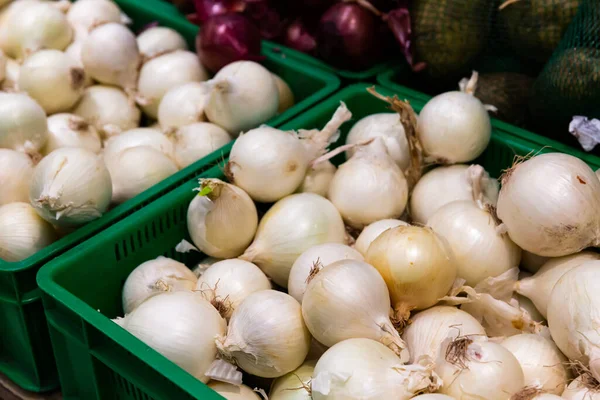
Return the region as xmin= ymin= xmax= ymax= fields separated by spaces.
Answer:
xmin=182 ymin=0 xmax=422 ymax=72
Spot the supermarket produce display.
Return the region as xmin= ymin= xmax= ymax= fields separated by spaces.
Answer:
xmin=0 ymin=0 xmax=340 ymax=393
xmin=0 ymin=0 xmax=598 ymax=398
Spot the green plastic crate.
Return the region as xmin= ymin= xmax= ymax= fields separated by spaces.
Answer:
xmin=376 ymin=67 xmax=595 ymax=160
xmin=0 ymin=0 xmax=339 ymax=393
xmin=262 ymin=41 xmax=394 ymax=82
xmin=37 ymin=83 xmax=600 ymax=400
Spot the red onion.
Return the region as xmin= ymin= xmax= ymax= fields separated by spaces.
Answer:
xmin=317 ymin=2 xmax=386 ymax=70
xmin=195 ymin=13 xmax=264 ymax=73
xmin=285 ymin=19 xmax=317 ymax=53
xmin=386 ymin=5 xmax=425 ymax=72
xmin=243 ymin=0 xmax=286 ymax=40
xmin=193 ymin=0 xmax=245 ymax=23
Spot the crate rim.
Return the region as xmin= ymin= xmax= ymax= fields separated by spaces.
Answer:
xmin=262 ymin=41 xmax=394 ymax=80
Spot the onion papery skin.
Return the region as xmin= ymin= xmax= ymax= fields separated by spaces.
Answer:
xmin=402 ymin=306 xmax=487 ymax=364
xmin=366 ymin=225 xmax=457 ymax=321
xmin=497 ymin=153 xmax=600 ymax=257
xmin=116 ymin=291 xmax=226 ymax=382
xmin=0 ymin=149 xmax=34 ymax=205
xmin=427 ymin=200 xmax=522 ymax=286
xmin=516 ymin=251 xmax=600 ymax=319
xmin=29 ymin=147 xmax=112 ymax=227
xmin=410 ymin=164 xmax=499 ymax=225
xmin=547 ymin=261 xmax=600 ymax=382
xmin=302 ymin=259 xmax=409 ymax=362
xmin=240 ymin=193 xmax=346 ymax=288
xmin=0 ymin=202 xmax=57 ymax=262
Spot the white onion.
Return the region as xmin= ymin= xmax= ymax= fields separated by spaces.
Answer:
xmin=115 ymin=291 xmax=226 ymax=382
xmin=563 ymin=375 xmax=600 ymax=400
xmin=311 ymin=338 xmax=440 ymax=400
xmin=402 ymin=306 xmax=487 ymax=363
xmin=0 ymin=1 xmax=72 ymax=59
xmin=205 ymin=61 xmax=278 ymax=135
xmin=105 ymin=146 xmax=178 ymax=204
xmin=516 ymin=251 xmax=600 ymax=319
xmin=328 ymin=138 xmax=408 ymax=229
xmin=217 ymin=290 xmax=310 ymax=378
xmin=547 ymin=261 xmax=600 ymax=381
xmin=435 ymin=338 xmax=524 ymax=399
xmin=30 ymin=147 xmax=112 ymax=227
xmin=515 ymin=293 xmax=545 ymax=323
xmin=1 ymin=56 xmax=19 ymax=90
xmin=187 ymin=179 xmax=257 ymax=259
xmin=501 ymin=334 xmax=570 ymax=394
xmin=171 ymin=122 xmax=231 ymax=168
xmin=227 ymin=103 xmax=350 ymax=203
xmin=417 ymin=85 xmax=491 ymax=164
xmin=73 ymin=85 xmax=141 ymax=139
xmin=122 ymin=256 xmax=197 ymax=314
xmin=346 ymin=113 xmax=410 ymax=171
xmin=137 ymin=26 xmax=187 ymax=59
xmin=158 ymin=82 xmax=208 ymax=130
xmin=239 ymin=193 xmax=346 ymax=287
xmin=445 ymin=268 xmax=543 ymax=337
xmin=0 ymin=92 xmax=47 ymax=155
xmin=18 ymin=49 xmax=86 ymax=114
xmin=287 ymin=243 xmax=364 ymax=303
xmin=44 ymin=113 xmax=101 ymax=155
xmin=269 ymin=360 xmax=314 ymax=400
xmin=410 ymin=164 xmax=499 ymax=224
xmin=354 ymin=219 xmax=408 ymax=257
xmin=272 ymin=73 xmax=294 ymax=114
xmin=411 ymin=396 xmax=456 ymax=400
xmin=295 ymin=160 xmax=336 ymax=197
xmin=0 ymin=149 xmax=34 ymax=205
xmin=0 ymin=202 xmax=56 ymax=262
xmin=81 ymin=23 xmax=140 ymax=93
xmin=302 ymin=259 xmax=409 ymax=360
xmin=428 ymin=199 xmax=522 ymax=286
xmin=366 ymin=225 xmax=457 ymax=323
xmin=497 ymin=153 xmax=600 ymax=257
xmin=208 ymin=382 xmax=261 ymax=400
xmin=103 ymin=128 xmax=174 ymax=164
xmin=64 ymin=38 xmax=96 ymax=87
xmin=195 ymin=259 xmax=270 ymax=319
xmin=521 ymin=250 xmax=550 ymax=273
xmin=137 ymin=50 xmax=208 ymax=119
xmin=67 ymin=0 xmax=126 ymax=37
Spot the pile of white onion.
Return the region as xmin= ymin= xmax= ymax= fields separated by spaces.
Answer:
xmin=105 ymin=79 xmax=600 ymax=399
xmin=0 ymin=0 xmax=295 ymax=264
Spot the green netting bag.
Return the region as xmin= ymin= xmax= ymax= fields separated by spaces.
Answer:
xmin=529 ymin=0 xmax=600 ymax=148
xmin=409 ymin=0 xmax=579 ymax=94
xmin=472 ymin=72 xmax=535 ymax=127
xmin=495 ymin=0 xmax=581 ymax=68
xmin=411 ymin=0 xmax=495 ymax=85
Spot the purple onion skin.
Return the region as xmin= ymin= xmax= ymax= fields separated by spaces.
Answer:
xmin=193 ymin=0 xmax=246 ymax=23
xmin=195 ymin=13 xmax=264 ymax=73
xmin=284 ymin=19 xmax=318 ymax=53
xmin=317 ymin=2 xmax=386 ymax=70
xmin=244 ymin=0 xmax=287 ymax=39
